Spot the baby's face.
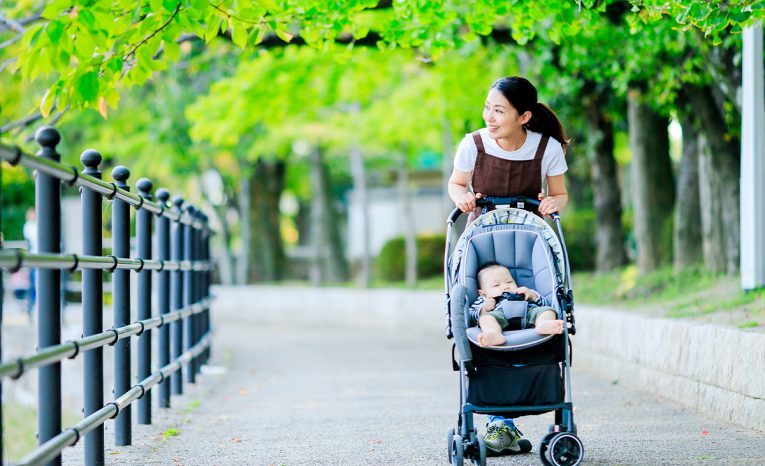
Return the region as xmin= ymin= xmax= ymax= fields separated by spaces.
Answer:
xmin=478 ymin=266 xmax=517 ymax=298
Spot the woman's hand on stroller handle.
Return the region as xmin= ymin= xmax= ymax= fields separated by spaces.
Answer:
xmin=456 ymin=191 xmax=483 ymax=212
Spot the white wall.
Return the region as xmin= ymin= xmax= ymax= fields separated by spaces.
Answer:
xmin=346 ymin=187 xmax=452 ymax=258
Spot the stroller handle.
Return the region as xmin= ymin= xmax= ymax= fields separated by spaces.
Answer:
xmin=448 ymin=195 xmax=560 ymax=223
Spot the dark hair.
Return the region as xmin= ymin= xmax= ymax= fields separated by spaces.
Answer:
xmin=476 ymin=261 xmax=506 ymax=288
xmin=490 ymin=76 xmax=569 ymax=150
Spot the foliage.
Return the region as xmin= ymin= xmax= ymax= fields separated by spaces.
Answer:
xmin=375 ymin=233 xmax=446 ymax=282
xmin=560 ymin=209 xmax=597 ymax=271
xmin=629 ymin=0 xmax=765 ymax=45
xmin=3 ymin=0 xmax=760 ymax=123
xmin=0 ymin=164 xmax=35 ymax=241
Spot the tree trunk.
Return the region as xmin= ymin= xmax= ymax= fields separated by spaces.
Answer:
xmin=309 ymin=146 xmax=348 ymax=284
xmin=349 ymin=140 xmax=371 ymax=288
xmin=686 ymin=84 xmax=740 ymax=274
xmin=627 ymin=90 xmax=675 ymax=273
xmin=237 ymin=175 xmax=250 ymax=285
xmin=207 ymin=202 xmax=235 ymax=285
xmin=584 ymin=87 xmax=628 ymax=272
xmin=248 ymin=158 xmax=287 ymax=282
xmin=697 ymin=134 xmax=728 ymax=273
xmin=397 ymin=153 xmax=417 ymax=286
xmin=673 ymin=116 xmax=703 ymax=270
xmin=442 ymin=116 xmax=454 ymax=220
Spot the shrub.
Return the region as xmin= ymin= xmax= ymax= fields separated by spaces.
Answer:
xmin=376 ymin=233 xmax=447 ymax=282
xmin=560 ymin=209 xmax=596 ymax=271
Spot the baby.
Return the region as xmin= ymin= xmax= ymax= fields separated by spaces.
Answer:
xmin=470 ymin=262 xmax=564 ymax=347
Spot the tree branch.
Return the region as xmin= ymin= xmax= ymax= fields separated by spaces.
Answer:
xmin=123 ymin=3 xmax=182 ymax=61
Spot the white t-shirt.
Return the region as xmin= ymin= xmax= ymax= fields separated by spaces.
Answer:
xmin=453 ymin=129 xmax=568 ymax=187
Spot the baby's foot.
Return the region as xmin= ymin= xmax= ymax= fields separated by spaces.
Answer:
xmin=535 ymin=319 xmax=564 ymax=335
xmin=478 ymin=331 xmax=505 ymax=347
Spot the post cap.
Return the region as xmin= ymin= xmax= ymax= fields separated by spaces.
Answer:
xmin=172 ymin=195 xmax=185 ymax=208
xmin=35 ymin=126 xmax=61 ymax=148
xmin=137 ymin=178 xmax=153 ymax=196
xmin=111 ymin=166 xmax=130 ymax=183
xmin=80 ymin=149 xmax=102 ymax=168
xmin=156 ymin=188 xmax=170 ymax=203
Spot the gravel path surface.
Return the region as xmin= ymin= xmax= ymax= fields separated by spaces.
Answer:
xmin=60 ymin=310 xmax=764 ymax=466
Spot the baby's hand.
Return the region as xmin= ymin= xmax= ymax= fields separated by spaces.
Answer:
xmin=515 ymin=287 xmax=538 ymax=303
xmin=480 ymin=297 xmax=496 ymax=314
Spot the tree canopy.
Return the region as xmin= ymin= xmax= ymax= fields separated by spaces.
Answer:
xmin=2 ymin=0 xmax=762 ymax=125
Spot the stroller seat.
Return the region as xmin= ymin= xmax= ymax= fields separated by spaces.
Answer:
xmin=456 ymin=227 xmax=560 ymax=352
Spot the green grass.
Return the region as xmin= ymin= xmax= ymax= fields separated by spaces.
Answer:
xmin=162 ymin=428 xmax=179 ymax=438
xmin=572 ymin=266 xmax=765 ymax=328
xmin=3 ymin=403 xmax=79 ymax=463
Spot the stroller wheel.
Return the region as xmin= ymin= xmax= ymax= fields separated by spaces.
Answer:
xmin=450 ymin=433 xmax=464 ymax=466
xmin=475 ymin=434 xmax=487 ymax=466
xmin=538 ymin=432 xmax=557 ymax=466
xmin=545 ymin=432 xmax=584 ymax=466
xmin=447 ymin=428 xmax=456 ymax=463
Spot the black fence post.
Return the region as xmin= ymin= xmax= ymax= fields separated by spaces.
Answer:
xmin=136 ymin=178 xmax=153 ymax=424
xmin=35 ymin=127 xmax=63 ymax=466
xmin=170 ymin=196 xmax=185 ymax=395
xmin=111 ymin=166 xmax=132 ymax=446
xmin=194 ymin=211 xmax=203 ymax=376
xmin=156 ymin=188 xmax=172 ymax=408
xmin=193 ymin=210 xmax=203 ymax=376
xmin=184 ymin=206 xmax=196 ymax=384
xmin=203 ymin=216 xmax=211 ymax=364
xmin=80 ymin=149 xmax=105 ymax=466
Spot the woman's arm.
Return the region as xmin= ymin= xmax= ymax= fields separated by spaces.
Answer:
xmin=539 ymin=174 xmax=568 ymax=217
xmin=448 ymin=169 xmax=481 ymax=212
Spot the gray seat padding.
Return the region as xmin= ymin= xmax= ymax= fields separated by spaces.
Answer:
xmin=458 ymin=229 xmax=558 ymax=351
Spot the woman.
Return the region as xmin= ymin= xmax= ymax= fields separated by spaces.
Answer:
xmin=448 ymin=76 xmax=568 ymax=220
xmin=447 ymin=76 xmax=569 ymax=456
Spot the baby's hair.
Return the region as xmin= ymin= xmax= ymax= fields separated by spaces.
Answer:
xmin=476 ymin=261 xmax=509 ymax=289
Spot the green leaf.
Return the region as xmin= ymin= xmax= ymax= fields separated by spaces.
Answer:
xmin=40 ymin=88 xmax=56 ymax=117
xmin=249 ymin=25 xmax=266 ymax=45
xmin=75 ymin=31 xmax=96 ymax=58
xmin=78 ymin=9 xmax=96 ymax=29
xmin=42 ymin=0 xmax=72 ymax=20
xmin=76 ymin=71 xmax=99 ymax=103
xmin=204 ymin=16 xmax=222 ymax=43
xmin=231 ymin=21 xmax=248 ymax=48
xmin=46 ymin=20 xmax=65 ymax=43
xmin=275 ymin=28 xmax=294 ymax=43
xmin=163 ymin=0 xmax=178 ymax=13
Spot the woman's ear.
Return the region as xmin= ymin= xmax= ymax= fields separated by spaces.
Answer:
xmin=520 ymin=110 xmax=532 ymax=125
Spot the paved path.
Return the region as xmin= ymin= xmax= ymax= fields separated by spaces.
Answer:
xmin=77 ymin=308 xmax=765 ymax=466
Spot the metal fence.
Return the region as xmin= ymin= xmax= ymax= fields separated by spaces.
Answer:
xmin=0 ymin=127 xmax=214 ymax=466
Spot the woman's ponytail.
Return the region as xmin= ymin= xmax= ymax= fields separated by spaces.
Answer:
xmin=527 ymin=102 xmax=569 ymax=151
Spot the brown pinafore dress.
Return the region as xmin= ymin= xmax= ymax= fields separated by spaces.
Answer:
xmin=468 ymin=131 xmax=549 ymax=223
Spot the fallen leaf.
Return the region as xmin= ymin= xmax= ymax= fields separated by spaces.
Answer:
xmin=701 ymin=429 xmax=710 ymax=436
xmin=230 ymin=437 xmax=242 ymax=443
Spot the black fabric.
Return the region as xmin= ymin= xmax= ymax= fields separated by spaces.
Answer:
xmin=467 ymin=363 xmax=564 ymax=418
xmin=495 ymin=295 xmax=527 ymax=330
xmin=471 ymin=334 xmax=567 ymax=366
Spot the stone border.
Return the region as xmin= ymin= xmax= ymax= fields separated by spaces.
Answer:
xmin=213 ymin=285 xmax=765 ymax=431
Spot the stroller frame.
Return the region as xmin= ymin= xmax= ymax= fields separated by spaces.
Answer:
xmin=444 ymin=196 xmax=583 ymax=466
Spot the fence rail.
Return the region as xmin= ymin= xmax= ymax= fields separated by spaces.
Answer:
xmin=0 ymin=127 xmax=215 ymax=466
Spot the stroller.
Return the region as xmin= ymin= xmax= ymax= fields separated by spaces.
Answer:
xmin=444 ymin=196 xmax=583 ymax=466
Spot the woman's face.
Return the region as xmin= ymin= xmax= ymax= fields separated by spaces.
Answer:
xmin=482 ymin=88 xmax=529 ymax=140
